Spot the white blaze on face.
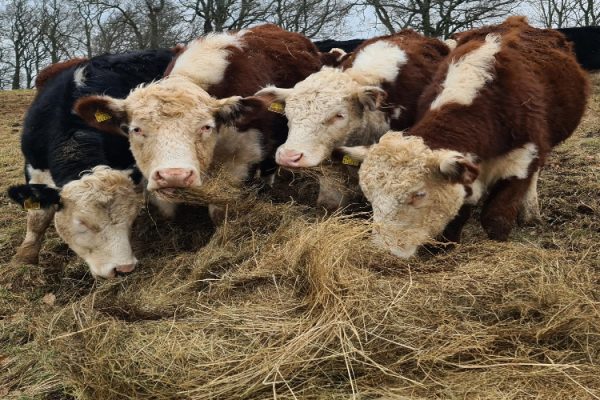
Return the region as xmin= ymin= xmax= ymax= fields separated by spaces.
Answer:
xmin=53 ymin=167 xmax=141 ymax=278
xmin=359 ymin=133 xmax=467 ymax=258
xmin=430 ymin=34 xmax=501 ymax=110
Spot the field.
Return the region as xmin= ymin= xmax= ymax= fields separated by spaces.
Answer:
xmin=0 ymin=74 xmax=598 ymax=399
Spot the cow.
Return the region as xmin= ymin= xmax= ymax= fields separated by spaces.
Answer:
xmin=7 ymin=49 xmax=175 ymax=278
xmin=339 ymin=16 xmax=589 ymax=258
xmin=556 ymin=27 xmax=600 ymax=70
xmin=73 ymin=24 xmax=324 ymax=222
xmin=253 ymin=30 xmax=450 ymax=210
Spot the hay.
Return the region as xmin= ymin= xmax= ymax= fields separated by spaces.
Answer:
xmin=0 ymin=74 xmax=599 ymax=399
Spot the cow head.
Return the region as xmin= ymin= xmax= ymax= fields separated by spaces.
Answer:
xmin=255 ymin=67 xmax=388 ymax=168
xmin=74 ymin=77 xmax=263 ymax=192
xmin=343 ymin=132 xmax=479 ymax=258
xmin=8 ymin=167 xmax=141 ymax=278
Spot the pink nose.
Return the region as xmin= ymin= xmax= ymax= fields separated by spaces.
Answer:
xmin=115 ymin=263 xmax=136 ymax=274
xmin=277 ymin=149 xmax=303 ymax=167
xmin=153 ymin=168 xmax=196 ymax=188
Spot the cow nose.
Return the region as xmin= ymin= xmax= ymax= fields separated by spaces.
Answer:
xmin=276 ymin=148 xmax=304 ymax=167
xmin=114 ymin=262 xmax=136 ymax=275
xmin=153 ymin=168 xmax=196 ymax=188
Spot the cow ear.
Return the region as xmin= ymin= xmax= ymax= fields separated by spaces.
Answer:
xmin=73 ymin=95 xmax=128 ymax=136
xmin=214 ymin=96 xmax=267 ymax=126
xmin=7 ymin=184 xmax=62 ymax=210
xmin=355 ymin=86 xmax=387 ymax=111
xmin=332 ymin=145 xmax=372 ymax=163
xmin=436 ymin=151 xmax=480 ymax=184
xmin=254 ymin=86 xmax=293 ymax=104
xmin=320 ymin=48 xmax=348 ymax=67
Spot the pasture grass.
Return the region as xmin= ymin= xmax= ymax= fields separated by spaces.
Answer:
xmin=0 ymin=74 xmax=598 ymax=399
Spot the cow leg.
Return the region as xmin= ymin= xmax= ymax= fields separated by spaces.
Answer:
xmin=424 ymin=205 xmax=473 ymax=254
xmin=317 ymin=175 xmax=348 ymax=212
xmin=518 ymin=169 xmax=541 ymax=225
xmin=13 ymin=208 xmax=55 ymax=265
xmin=481 ymin=174 xmax=535 ymax=241
xmin=441 ymin=204 xmax=474 ymax=244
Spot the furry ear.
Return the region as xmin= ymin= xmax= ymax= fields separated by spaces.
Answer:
xmin=214 ymin=96 xmax=268 ymax=127
xmin=7 ymin=184 xmax=61 ymax=210
xmin=254 ymin=86 xmax=293 ymax=103
xmin=437 ymin=152 xmax=480 ymax=184
xmin=320 ymin=48 xmax=349 ymax=67
xmin=73 ymin=95 xmax=128 ymax=136
xmin=355 ymin=86 xmax=387 ymax=111
xmin=332 ymin=145 xmax=372 ymax=163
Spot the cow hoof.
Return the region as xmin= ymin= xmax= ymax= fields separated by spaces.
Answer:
xmin=517 ymin=207 xmax=541 ymax=226
xmin=12 ymin=247 xmax=40 ymax=265
xmin=482 ymin=215 xmax=512 ymax=241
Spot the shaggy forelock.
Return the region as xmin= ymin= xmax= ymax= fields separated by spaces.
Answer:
xmin=127 ymin=77 xmax=214 ymax=120
xmin=360 ymin=134 xmax=433 ymax=201
xmin=61 ymin=166 xmax=138 ymax=219
xmin=286 ymin=68 xmax=360 ymax=118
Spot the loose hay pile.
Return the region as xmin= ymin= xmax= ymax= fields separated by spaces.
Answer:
xmin=1 ymin=75 xmax=599 ymax=399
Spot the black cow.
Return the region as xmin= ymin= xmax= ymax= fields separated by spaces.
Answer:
xmin=557 ymin=26 xmax=600 ymax=70
xmin=313 ymin=39 xmax=365 ymax=54
xmin=8 ymin=49 xmax=175 ymax=279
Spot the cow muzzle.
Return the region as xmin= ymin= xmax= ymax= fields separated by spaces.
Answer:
xmin=276 ymin=148 xmax=305 ymax=167
xmin=150 ymin=168 xmax=198 ymax=190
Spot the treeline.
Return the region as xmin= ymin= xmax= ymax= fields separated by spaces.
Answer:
xmin=1 ymin=0 xmax=597 ymax=90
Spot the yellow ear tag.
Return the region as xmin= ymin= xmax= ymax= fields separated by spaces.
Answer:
xmin=24 ymin=198 xmax=41 ymax=210
xmin=268 ymin=102 xmax=285 ymax=115
xmin=94 ymin=110 xmax=112 ymax=123
xmin=342 ymin=155 xmax=361 ymax=167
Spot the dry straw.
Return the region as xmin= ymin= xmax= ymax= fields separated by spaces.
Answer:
xmin=0 ymin=74 xmax=599 ymax=399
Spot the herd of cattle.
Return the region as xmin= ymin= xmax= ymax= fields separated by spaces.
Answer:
xmin=6 ymin=17 xmax=598 ymax=278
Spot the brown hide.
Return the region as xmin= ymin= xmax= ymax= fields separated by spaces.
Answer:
xmin=35 ymin=58 xmax=88 ymax=91
xmin=341 ymin=30 xmax=451 ymax=130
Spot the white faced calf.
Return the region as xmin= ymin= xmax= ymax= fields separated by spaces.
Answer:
xmin=9 ymin=167 xmax=141 ymax=278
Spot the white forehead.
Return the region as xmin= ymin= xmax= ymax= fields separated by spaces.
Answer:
xmin=126 ymin=76 xmax=215 ymax=122
xmin=60 ymin=167 xmax=136 ymax=210
xmin=360 ymin=133 xmax=433 ymax=195
xmin=285 ymin=68 xmax=359 ymax=114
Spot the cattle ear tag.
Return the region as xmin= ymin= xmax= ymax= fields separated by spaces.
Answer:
xmin=268 ymin=102 xmax=285 ymax=115
xmin=94 ymin=109 xmax=112 ymax=123
xmin=24 ymin=198 xmax=41 ymax=210
xmin=342 ymin=155 xmax=361 ymax=167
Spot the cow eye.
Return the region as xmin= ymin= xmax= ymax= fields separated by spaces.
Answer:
xmin=130 ymin=127 xmax=142 ymax=135
xmin=408 ymin=191 xmax=427 ymax=205
xmin=199 ymin=125 xmax=213 ymax=134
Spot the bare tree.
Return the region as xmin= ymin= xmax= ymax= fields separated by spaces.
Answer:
xmin=1 ymin=0 xmax=44 ymax=89
xmin=573 ymin=0 xmax=599 ymax=25
xmin=179 ymin=0 xmax=273 ymax=34
xmin=360 ymin=0 xmax=519 ymax=37
xmin=270 ymin=0 xmax=352 ymax=38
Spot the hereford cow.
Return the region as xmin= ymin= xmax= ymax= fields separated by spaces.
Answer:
xmin=8 ymin=49 xmax=175 ymax=278
xmin=74 ymin=24 xmax=324 ymax=222
xmin=252 ymin=30 xmax=449 ymax=209
xmin=340 ymin=17 xmax=589 ymax=258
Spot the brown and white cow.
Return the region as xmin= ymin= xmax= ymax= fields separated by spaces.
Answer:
xmin=255 ymin=30 xmax=451 ymax=169
xmin=74 ymin=24 xmax=323 ymax=221
xmin=251 ymin=30 xmax=450 ymax=210
xmin=341 ymin=17 xmax=589 ymax=258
